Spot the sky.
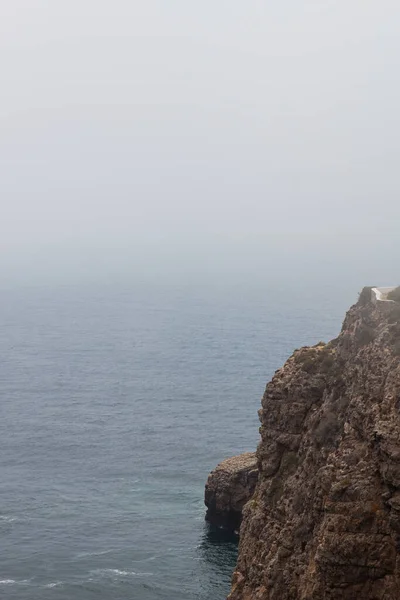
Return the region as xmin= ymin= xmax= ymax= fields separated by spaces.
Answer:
xmin=1 ymin=0 xmax=399 ymax=285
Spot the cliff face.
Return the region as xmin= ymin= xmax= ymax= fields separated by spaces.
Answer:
xmin=205 ymin=453 xmax=258 ymax=531
xmin=229 ymin=289 xmax=400 ymax=600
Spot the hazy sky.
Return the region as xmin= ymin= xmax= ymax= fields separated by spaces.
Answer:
xmin=1 ymin=1 xmax=399 ymax=283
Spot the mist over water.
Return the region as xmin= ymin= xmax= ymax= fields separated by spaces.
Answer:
xmin=1 ymin=1 xmax=400 ymax=288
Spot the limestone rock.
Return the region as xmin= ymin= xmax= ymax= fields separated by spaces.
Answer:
xmin=228 ymin=288 xmax=400 ymax=600
xmin=205 ymin=453 xmax=258 ymax=531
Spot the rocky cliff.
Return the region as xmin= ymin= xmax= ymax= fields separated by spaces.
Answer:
xmin=228 ymin=287 xmax=400 ymax=600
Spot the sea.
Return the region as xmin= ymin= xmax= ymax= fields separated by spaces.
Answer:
xmin=0 ymin=277 xmax=356 ymax=599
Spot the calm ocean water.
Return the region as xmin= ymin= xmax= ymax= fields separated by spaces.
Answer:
xmin=0 ymin=279 xmax=352 ymax=599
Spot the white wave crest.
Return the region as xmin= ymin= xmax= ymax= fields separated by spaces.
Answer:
xmin=91 ymin=568 xmax=153 ymax=578
xmin=0 ymin=579 xmax=30 ymax=586
xmin=75 ymin=549 xmax=114 ymax=559
xmin=0 ymin=516 xmax=18 ymax=523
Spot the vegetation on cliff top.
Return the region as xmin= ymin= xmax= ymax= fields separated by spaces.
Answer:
xmin=387 ymin=286 xmax=400 ymax=302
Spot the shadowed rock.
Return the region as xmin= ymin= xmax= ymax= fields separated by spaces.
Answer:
xmin=205 ymin=453 xmax=258 ymax=531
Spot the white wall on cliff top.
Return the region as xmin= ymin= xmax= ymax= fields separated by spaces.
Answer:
xmin=372 ymin=287 xmax=396 ymax=303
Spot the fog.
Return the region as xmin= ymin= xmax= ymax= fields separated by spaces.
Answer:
xmin=1 ymin=1 xmax=399 ymax=286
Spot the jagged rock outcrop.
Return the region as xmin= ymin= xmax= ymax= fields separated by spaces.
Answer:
xmin=229 ymin=287 xmax=400 ymax=600
xmin=205 ymin=453 xmax=258 ymax=531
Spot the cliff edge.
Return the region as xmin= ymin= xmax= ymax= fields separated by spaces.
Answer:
xmin=229 ymin=287 xmax=400 ymax=600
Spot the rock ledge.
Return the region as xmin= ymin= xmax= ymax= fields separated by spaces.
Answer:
xmin=205 ymin=452 xmax=258 ymax=531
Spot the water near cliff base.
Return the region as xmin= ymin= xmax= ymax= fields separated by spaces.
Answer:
xmin=0 ymin=280 xmax=349 ymax=599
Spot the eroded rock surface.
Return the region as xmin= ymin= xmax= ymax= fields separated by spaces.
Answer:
xmin=205 ymin=453 xmax=258 ymax=531
xmin=229 ymin=288 xmax=400 ymax=600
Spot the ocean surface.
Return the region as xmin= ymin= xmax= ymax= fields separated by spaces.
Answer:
xmin=0 ymin=279 xmax=353 ymax=599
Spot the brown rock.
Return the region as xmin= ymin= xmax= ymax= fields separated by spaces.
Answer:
xmin=228 ymin=288 xmax=400 ymax=600
xmin=205 ymin=453 xmax=258 ymax=531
